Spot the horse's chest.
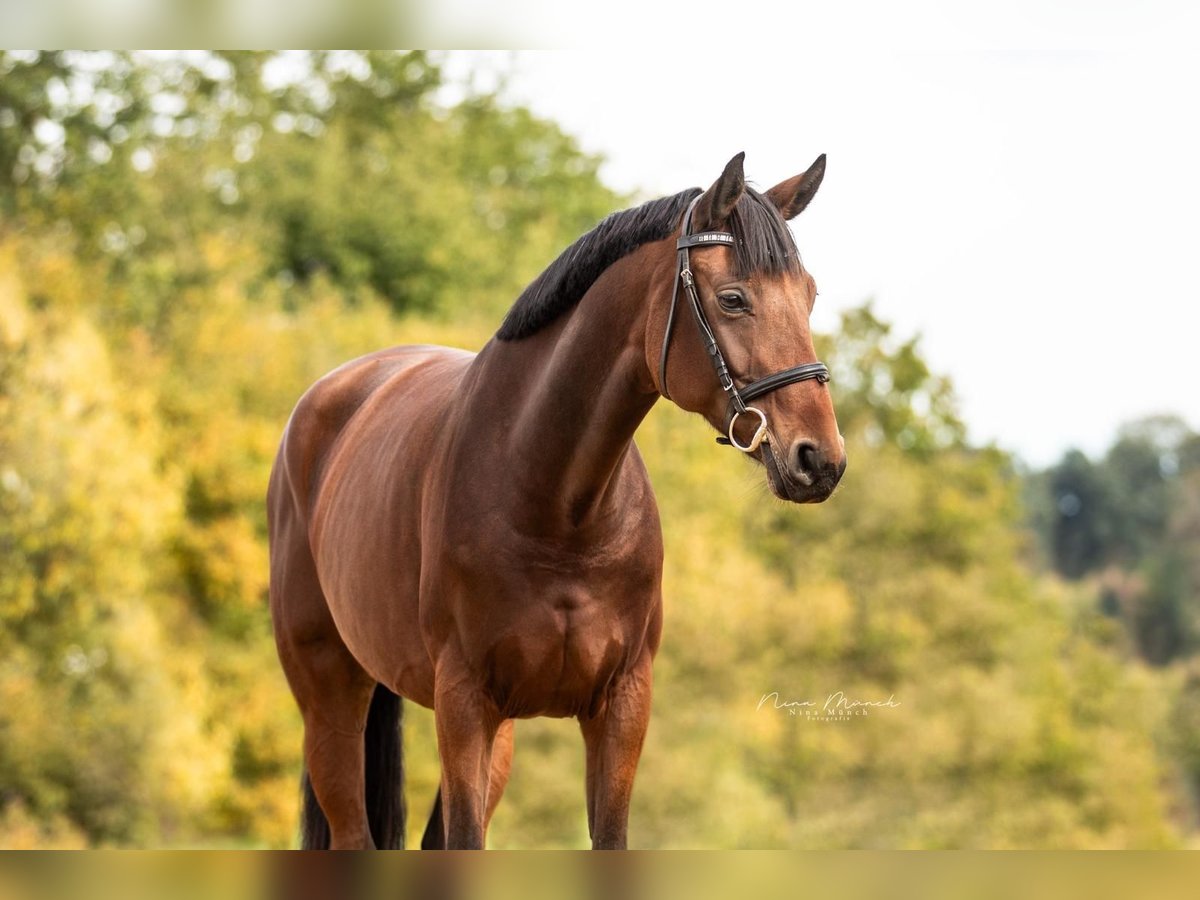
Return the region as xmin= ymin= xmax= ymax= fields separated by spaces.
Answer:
xmin=451 ymin=564 xmax=660 ymax=719
xmin=490 ymin=598 xmax=648 ymax=717
xmin=425 ymin=506 xmax=663 ymax=716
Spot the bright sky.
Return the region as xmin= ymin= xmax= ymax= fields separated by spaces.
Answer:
xmin=441 ymin=5 xmax=1200 ymax=466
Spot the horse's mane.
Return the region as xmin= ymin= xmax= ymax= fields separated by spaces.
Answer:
xmin=496 ymin=186 xmax=801 ymax=341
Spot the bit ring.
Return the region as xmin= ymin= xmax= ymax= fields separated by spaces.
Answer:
xmin=728 ymin=406 xmax=769 ymax=453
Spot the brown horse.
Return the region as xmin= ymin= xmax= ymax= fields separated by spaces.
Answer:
xmin=267 ymin=152 xmax=845 ymax=849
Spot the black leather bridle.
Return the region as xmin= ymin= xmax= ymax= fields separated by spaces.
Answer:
xmin=658 ymin=196 xmax=831 ymax=452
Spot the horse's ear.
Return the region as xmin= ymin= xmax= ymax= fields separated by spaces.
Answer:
xmin=693 ymin=152 xmax=746 ymax=231
xmin=766 ymin=154 xmax=826 ymax=220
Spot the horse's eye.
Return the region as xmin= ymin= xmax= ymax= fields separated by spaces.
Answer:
xmin=717 ymin=292 xmax=749 ymax=313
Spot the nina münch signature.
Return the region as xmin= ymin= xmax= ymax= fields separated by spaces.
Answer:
xmin=757 ymin=690 xmax=901 ymax=718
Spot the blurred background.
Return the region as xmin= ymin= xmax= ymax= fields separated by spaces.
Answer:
xmin=1 ymin=48 xmax=1198 ymax=849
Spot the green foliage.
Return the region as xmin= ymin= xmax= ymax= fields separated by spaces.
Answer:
xmin=0 ymin=50 xmax=616 ymax=326
xmin=1027 ymin=417 xmax=1200 ymax=824
xmin=819 ymin=304 xmax=966 ymax=459
xmin=1038 ymin=449 xmax=1114 ymax=578
xmin=1 ymin=51 xmax=1195 ymax=849
xmin=1029 ymin=416 xmax=1200 ymax=665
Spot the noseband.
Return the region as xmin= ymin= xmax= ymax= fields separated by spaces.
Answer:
xmin=657 ymin=196 xmax=831 ymax=453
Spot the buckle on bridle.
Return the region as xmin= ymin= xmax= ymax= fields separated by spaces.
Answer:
xmin=728 ymin=406 xmax=768 ymax=453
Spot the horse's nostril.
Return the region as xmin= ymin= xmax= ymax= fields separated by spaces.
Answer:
xmin=790 ymin=440 xmax=822 ymax=485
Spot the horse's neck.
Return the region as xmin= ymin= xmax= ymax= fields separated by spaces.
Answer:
xmin=461 ymin=259 xmax=661 ymax=531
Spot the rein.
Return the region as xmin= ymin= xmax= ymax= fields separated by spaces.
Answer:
xmin=657 ymin=196 xmax=831 ymax=453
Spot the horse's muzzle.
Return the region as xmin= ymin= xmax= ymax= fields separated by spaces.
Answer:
xmin=763 ymin=439 xmax=845 ymax=503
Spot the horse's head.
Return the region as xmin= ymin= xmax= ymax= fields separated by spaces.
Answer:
xmin=652 ymin=153 xmax=845 ymax=503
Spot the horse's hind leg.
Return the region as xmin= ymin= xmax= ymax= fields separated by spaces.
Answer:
xmin=297 ymin=655 xmax=377 ymax=849
xmin=270 ymin=507 xmax=377 ymax=848
xmin=579 ymin=655 xmax=654 ymax=849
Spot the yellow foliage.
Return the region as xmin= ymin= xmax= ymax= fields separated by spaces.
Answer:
xmin=0 ymin=799 xmax=88 ymax=850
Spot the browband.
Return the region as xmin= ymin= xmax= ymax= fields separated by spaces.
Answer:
xmin=676 ymin=232 xmax=735 ymax=250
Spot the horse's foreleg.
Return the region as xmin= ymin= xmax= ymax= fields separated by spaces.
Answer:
xmin=484 ymin=719 xmax=515 ymax=830
xmin=422 ymin=717 xmax=513 ymax=849
xmin=579 ymin=656 xmax=653 ymax=850
xmin=433 ymin=679 xmax=502 ymax=849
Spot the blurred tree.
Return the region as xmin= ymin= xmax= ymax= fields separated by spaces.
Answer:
xmin=1043 ymin=449 xmax=1115 ymax=579
xmin=1028 ymin=415 xmax=1199 ymax=665
xmin=0 ymin=253 xmax=220 ymax=845
xmin=818 ymin=303 xmax=965 ymax=459
xmin=1173 ymin=658 xmax=1200 ymax=810
xmin=1136 ymin=467 xmax=1200 ymax=663
xmin=0 ymin=50 xmax=616 ymax=323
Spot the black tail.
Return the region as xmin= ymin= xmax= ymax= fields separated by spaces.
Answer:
xmin=420 ymin=787 xmax=445 ymax=849
xmin=364 ymin=685 xmax=406 ymax=848
xmin=300 ymin=684 xmax=406 ymax=849
xmin=300 ymin=769 xmax=330 ymax=849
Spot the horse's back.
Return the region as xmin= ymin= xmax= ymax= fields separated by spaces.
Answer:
xmin=270 ymin=344 xmax=474 ymax=522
